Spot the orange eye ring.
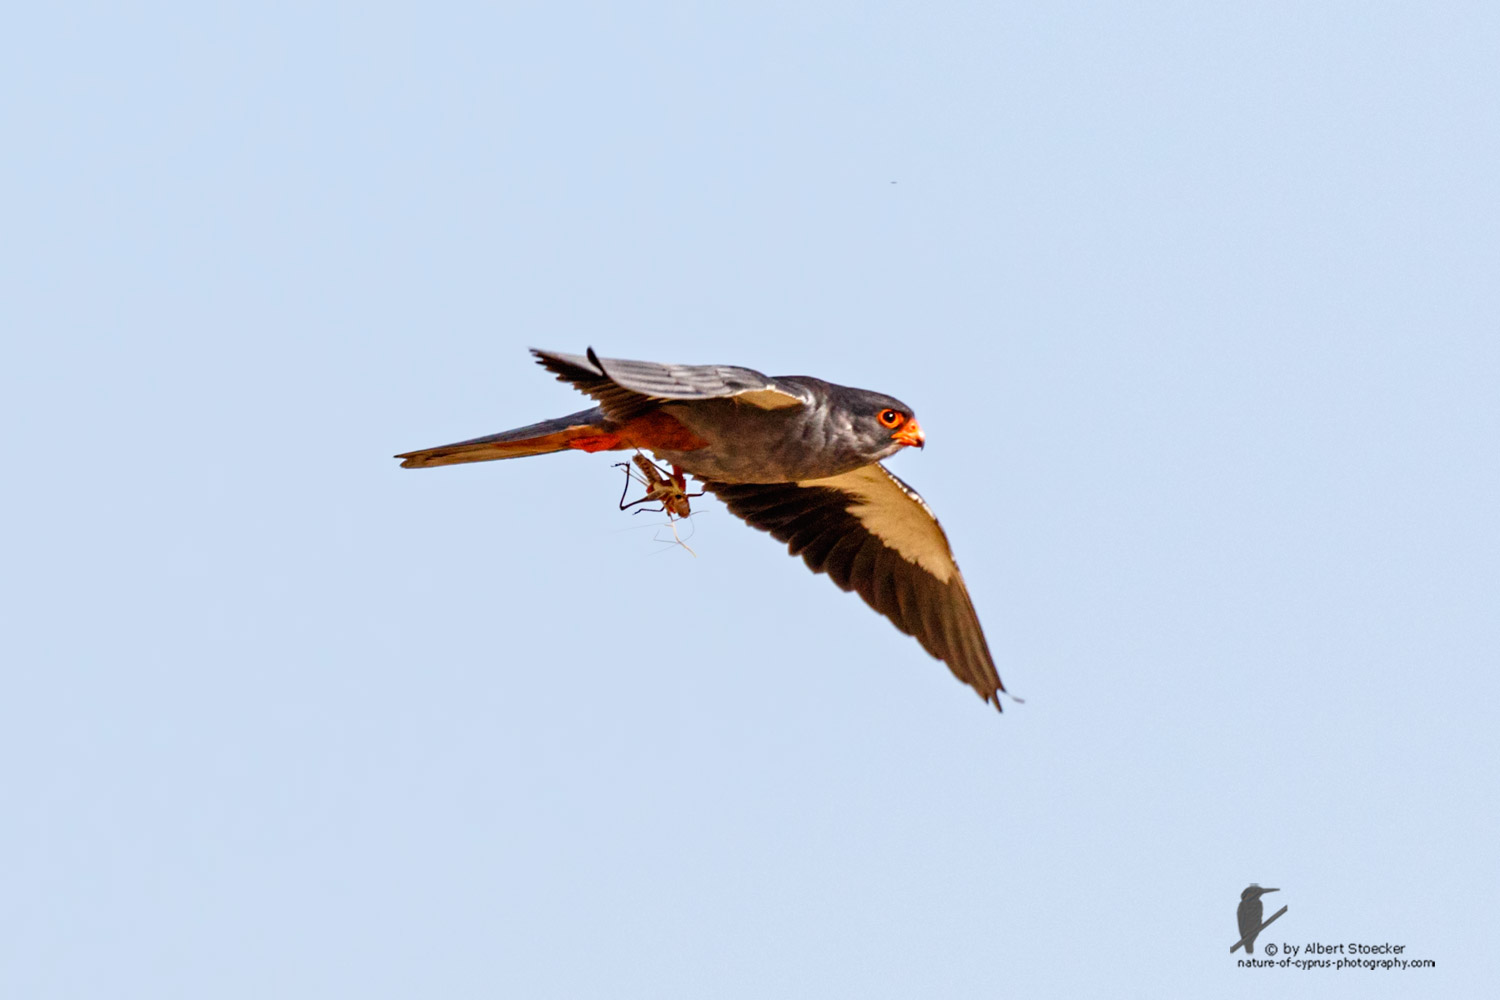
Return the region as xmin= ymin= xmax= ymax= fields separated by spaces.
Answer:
xmin=878 ymin=408 xmax=903 ymax=428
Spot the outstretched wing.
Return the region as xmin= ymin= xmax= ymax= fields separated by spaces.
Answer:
xmin=704 ymin=463 xmax=1006 ymax=709
xmin=533 ymin=347 xmax=810 ymax=422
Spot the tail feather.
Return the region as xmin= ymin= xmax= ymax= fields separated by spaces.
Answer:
xmin=396 ymin=407 xmax=608 ymax=468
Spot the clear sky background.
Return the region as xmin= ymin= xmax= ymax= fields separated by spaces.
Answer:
xmin=4 ymin=2 xmax=1496 ymax=996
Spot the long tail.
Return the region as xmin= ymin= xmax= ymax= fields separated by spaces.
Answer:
xmin=396 ymin=406 xmax=611 ymax=468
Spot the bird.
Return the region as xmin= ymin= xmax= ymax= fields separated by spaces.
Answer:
xmin=1236 ymin=885 xmax=1279 ymax=953
xmin=395 ymin=348 xmax=1007 ymax=710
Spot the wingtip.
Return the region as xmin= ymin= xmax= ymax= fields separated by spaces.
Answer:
xmin=531 ymin=346 xmax=607 ymax=382
xmin=978 ymin=679 xmax=1022 ymax=713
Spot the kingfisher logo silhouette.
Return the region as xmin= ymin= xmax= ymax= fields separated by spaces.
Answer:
xmin=1232 ymin=885 xmax=1287 ymax=953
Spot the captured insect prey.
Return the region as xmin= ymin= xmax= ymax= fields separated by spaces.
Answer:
xmin=614 ymin=453 xmax=704 ymax=556
xmin=614 ymin=453 xmax=704 ymax=519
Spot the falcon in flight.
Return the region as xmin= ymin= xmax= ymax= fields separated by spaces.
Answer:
xmin=397 ymin=348 xmax=1009 ymax=711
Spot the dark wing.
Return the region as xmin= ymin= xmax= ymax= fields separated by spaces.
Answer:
xmin=533 ymin=347 xmax=810 ymax=422
xmin=704 ymin=463 xmax=1006 ymax=710
xmin=1237 ymin=900 xmax=1262 ymax=943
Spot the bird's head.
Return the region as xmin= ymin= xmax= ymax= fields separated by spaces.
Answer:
xmin=837 ymin=387 xmax=924 ymax=460
xmin=1241 ymin=885 xmax=1279 ymax=901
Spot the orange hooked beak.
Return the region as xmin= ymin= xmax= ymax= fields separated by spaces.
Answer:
xmin=892 ymin=419 xmax=925 ymax=449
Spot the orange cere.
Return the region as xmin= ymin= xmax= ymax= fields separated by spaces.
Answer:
xmin=892 ymin=418 xmax=925 ymax=448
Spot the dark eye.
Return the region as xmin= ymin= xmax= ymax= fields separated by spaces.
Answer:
xmin=878 ymin=409 xmax=903 ymax=428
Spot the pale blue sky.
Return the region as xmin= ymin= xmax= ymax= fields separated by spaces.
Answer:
xmin=3 ymin=2 xmax=1496 ymax=996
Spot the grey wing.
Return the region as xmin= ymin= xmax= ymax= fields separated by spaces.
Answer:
xmin=533 ymin=347 xmax=811 ymax=422
xmin=703 ymin=463 xmax=1006 ymax=710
